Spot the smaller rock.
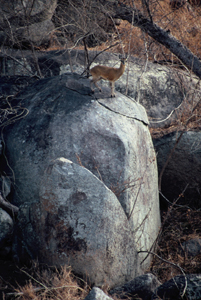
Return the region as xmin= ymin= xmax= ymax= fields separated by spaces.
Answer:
xmin=181 ymin=238 xmax=201 ymax=257
xmin=84 ymin=287 xmax=113 ymax=300
xmin=0 ymin=208 xmax=13 ymax=257
xmin=109 ymin=273 xmax=161 ymax=300
xmin=152 ymin=274 xmax=201 ymax=300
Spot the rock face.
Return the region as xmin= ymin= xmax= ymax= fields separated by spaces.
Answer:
xmin=15 ymin=158 xmax=140 ymax=288
xmin=4 ymin=73 xmax=160 ymax=285
xmin=0 ymin=0 xmax=56 ymax=47
xmin=1 ymin=50 xmax=200 ymax=128
xmin=153 ymin=131 xmax=201 ymax=208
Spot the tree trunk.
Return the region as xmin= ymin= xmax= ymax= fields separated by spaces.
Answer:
xmin=112 ymin=2 xmax=201 ymax=78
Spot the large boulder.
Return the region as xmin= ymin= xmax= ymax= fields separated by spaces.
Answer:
xmin=1 ymin=50 xmax=200 ymax=127
xmin=14 ymin=158 xmax=140 ymax=288
xmin=153 ymin=131 xmax=201 ymax=208
xmin=4 ymin=73 xmax=160 ymax=280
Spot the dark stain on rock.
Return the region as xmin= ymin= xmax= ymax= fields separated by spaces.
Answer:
xmin=57 ymin=225 xmax=87 ymax=254
xmin=44 ymin=212 xmax=87 ymax=254
xmin=71 ymin=192 xmax=87 ymax=205
xmin=44 ymin=212 xmax=59 ymax=243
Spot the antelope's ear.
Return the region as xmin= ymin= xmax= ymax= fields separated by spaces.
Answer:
xmin=120 ymin=57 xmax=127 ymax=64
xmin=119 ymin=54 xmax=127 ymax=61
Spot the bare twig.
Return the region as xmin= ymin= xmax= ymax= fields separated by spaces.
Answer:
xmin=138 ymin=251 xmax=188 ymax=298
xmin=139 ymin=250 xmax=186 ymax=274
xmin=0 ymin=193 xmax=19 ymax=216
xmin=83 ymin=37 xmax=90 ymax=77
xmin=80 ymin=42 xmax=120 ymax=76
xmin=158 ymin=96 xmax=201 ymax=191
xmin=141 ymin=183 xmax=190 ymax=266
xmin=136 ymin=32 xmax=149 ymax=103
xmin=159 ymin=183 xmax=190 ymax=208
xmin=1 ymin=51 xmax=40 ymax=78
xmin=108 ymin=14 xmax=125 ymax=57
xmin=150 ymin=100 xmax=183 ymax=124
xmin=125 ymin=10 xmax=134 ymax=95
xmin=128 ymin=157 xmax=156 ymax=220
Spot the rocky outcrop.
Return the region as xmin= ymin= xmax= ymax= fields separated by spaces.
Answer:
xmin=0 ymin=0 xmax=56 ymax=47
xmin=15 ymin=158 xmax=140 ymax=288
xmin=1 ymin=50 xmax=200 ymax=127
xmin=153 ymin=131 xmax=201 ymax=208
xmin=1 ymin=51 xmax=201 ymax=212
xmin=4 ymin=72 xmax=160 ymax=284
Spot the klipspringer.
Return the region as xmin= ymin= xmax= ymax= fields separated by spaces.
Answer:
xmin=90 ymin=57 xmax=126 ymax=97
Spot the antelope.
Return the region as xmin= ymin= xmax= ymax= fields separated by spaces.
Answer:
xmin=90 ymin=57 xmax=127 ymax=97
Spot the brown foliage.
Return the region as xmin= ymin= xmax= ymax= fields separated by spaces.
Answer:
xmin=5 ymin=266 xmax=90 ymax=300
xmin=150 ymin=206 xmax=201 ymax=283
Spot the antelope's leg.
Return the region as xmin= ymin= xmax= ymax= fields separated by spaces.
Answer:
xmin=91 ymin=78 xmax=102 ymax=92
xmin=90 ymin=79 xmax=95 ymax=92
xmin=110 ymin=81 xmax=115 ymax=97
xmin=94 ymin=81 xmax=102 ymax=92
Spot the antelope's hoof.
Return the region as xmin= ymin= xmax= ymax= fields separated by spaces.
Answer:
xmin=111 ymin=94 xmax=116 ymax=98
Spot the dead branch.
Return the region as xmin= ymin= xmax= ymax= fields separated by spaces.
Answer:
xmin=138 ymin=250 xmax=188 ymax=297
xmin=81 ymin=41 xmax=120 ymax=76
xmin=0 ymin=193 xmax=19 ymax=217
xmin=111 ymin=1 xmax=201 ymax=79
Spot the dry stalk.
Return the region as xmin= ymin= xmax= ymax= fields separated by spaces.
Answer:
xmin=139 ymin=250 xmax=188 ymax=297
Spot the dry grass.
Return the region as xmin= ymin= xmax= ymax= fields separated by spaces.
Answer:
xmin=2 ymin=206 xmax=200 ymax=299
xmin=2 ymin=2 xmax=201 ymax=298
xmin=150 ymin=206 xmax=201 ymax=283
xmin=53 ymin=0 xmax=201 ymax=65
xmin=7 ymin=266 xmax=90 ymax=300
xmin=116 ymin=0 xmax=201 ymax=62
xmin=149 ymin=104 xmax=201 ymax=138
xmin=150 ymin=87 xmax=201 ymax=138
